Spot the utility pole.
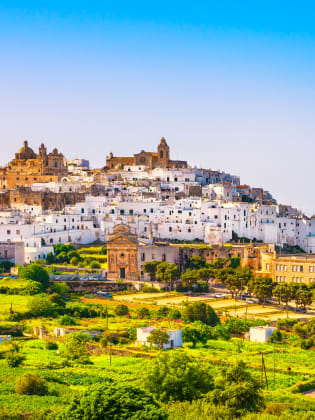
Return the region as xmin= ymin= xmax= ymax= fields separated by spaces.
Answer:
xmin=261 ymin=352 xmax=268 ymax=389
xmin=273 ymin=344 xmax=276 ymax=387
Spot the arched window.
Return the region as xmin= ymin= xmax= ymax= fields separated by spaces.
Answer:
xmin=160 ymin=151 xmax=163 ymax=158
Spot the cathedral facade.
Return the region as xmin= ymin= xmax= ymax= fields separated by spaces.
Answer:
xmin=106 ymin=137 xmax=188 ymax=170
xmin=0 ymin=141 xmax=68 ymax=189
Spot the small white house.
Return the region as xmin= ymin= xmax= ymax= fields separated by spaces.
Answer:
xmin=136 ymin=327 xmax=183 ymax=349
xmin=249 ymin=326 xmax=276 ymax=343
xmin=0 ymin=335 xmax=12 ymax=344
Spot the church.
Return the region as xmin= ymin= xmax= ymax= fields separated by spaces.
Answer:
xmin=106 ymin=137 xmax=188 ymax=170
xmin=0 ymin=141 xmax=68 ymax=189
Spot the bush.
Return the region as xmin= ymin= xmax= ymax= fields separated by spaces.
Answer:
xmin=145 ymin=350 xmax=213 ymax=402
xmin=18 ymin=264 xmax=50 ymax=290
xmin=16 ymin=373 xmax=48 ymax=396
xmin=59 ymin=314 xmax=77 ymax=326
xmin=168 ymin=308 xmax=182 ymax=320
xmin=90 ymin=261 xmax=101 ymax=269
xmin=136 ymin=307 xmax=151 ymax=318
xmin=182 ymin=302 xmax=219 ymax=326
xmin=70 ymin=257 xmax=80 ymax=266
xmin=24 ymin=280 xmax=44 ymax=295
xmin=58 ymin=382 xmax=166 ymax=419
xmin=28 ymin=295 xmax=57 ymax=317
xmin=45 ymin=341 xmax=58 ymax=350
xmin=142 ymin=285 xmax=160 ymax=293
xmin=6 ymin=353 xmax=25 ymax=368
xmin=114 ymin=304 xmax=129 ymax=316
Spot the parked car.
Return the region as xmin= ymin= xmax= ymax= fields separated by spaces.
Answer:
xmin=96 ymin=291 xmax=112 ymax=299
xmin=246 ymin=299 xmax=257 ymax=304
xmin=214 ymin=293 xmax=226 ymax=299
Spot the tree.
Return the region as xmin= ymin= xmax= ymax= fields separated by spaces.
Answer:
xmin=143 ymin=261 xmax=160 ymax=281
xmin=6 ymin=353 xmax=25 ymax=368
xmin=145 ymin=350 xmax=213 ymax=402
xmin=70 ymin=256 xmax=80 ymax=266
xmin=67 ymin=250 xmax=80 ymax=261
xmin=198 ymin=268 xmax=214 ymax=282
xmin=181 ymin=269 xmax=199 ymax=288
xmin=62 ymin=332 xmax=90 ymax=364
xmin=182 ymin=321 xmax=210 ymax=347
xmin=156 ymin=262 xmax=180 ymax=289
xmin=273 ymin=284 xmax=292 ymax=315
xmin=114 ymin=304 xmax=129 ymax=316
xmin=19 ymin=264 xmax=50 ymax=290
xmin=54 ymin=243 xmax=75 ymax=256
xmin=28 ymin=295 xmax=56 ymax=317
xmin=24 ymin=280 xmax=44 ymax=295
xmin=225 ymin=274 xmax=241 ymax=299
xmin=249 ymin=277 xmax=273 ymax=305
xmin=185 ymin=256 xmax=206 ymax=270
xmin=50 ymin=282 xmax=69 ymax=297
xmin=90 ymin=261 xmax=101 ymax=269
xmin=16 ymin=373 xmax=48 ymax=396
xmin=58 ymin=383 xmax=167 ymax=420
xmin=136 ymin=307 xmax=151 ymax=318
xmin=56 ymin=251 xmax=69 ymax=264
xmin=295 ymin=288 xmax=312 ymax=310
xmin=148 ymin=328 xmax=170 ymax=349
xmin=182 ymin=302 xmax=220 ymax=326
xmin=206 ymin=361 xmax=264 ymax=417
xmin=46 ymin=252 xmax=55 ymax=264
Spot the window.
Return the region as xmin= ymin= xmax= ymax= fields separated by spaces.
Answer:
xmin=141 ymin=253 xmax=145 ymax=262
xmin=6 ymin=230 xmax=10 ymax=235
xmin=266 ymin=263 xmax=270 ymax=270
xmin=169 ymin=227 xmax=172 ymax=232
xmin=300 ymin=266 xmax=303 ymax=272
xmin=162 ymin=254 xmax=166 ymax=261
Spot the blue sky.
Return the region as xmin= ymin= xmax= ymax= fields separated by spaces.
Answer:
xmin=0 ymin=1 xmax=314 ymax=214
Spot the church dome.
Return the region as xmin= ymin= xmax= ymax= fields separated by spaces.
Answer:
xmin=16 ymin=141 xmax=37 ymax=159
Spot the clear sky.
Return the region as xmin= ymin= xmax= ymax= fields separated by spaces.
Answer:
xmin=0 ymin=1 xmax=314 ymax=214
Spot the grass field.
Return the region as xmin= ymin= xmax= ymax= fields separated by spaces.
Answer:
xmin=0 ymin=295 xmax=30 ymax=316
xmin=0 ymin=337 xmax=314 ymax=416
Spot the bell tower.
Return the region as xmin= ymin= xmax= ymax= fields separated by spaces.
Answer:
xmin=157 ymin=137 xmax=170 ymax=167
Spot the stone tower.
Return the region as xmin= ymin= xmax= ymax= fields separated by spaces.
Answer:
xmin=157 ymin=137 xmax=170 ymax=168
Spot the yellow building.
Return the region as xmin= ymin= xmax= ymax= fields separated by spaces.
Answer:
xmin=259 ymin=252 xmax=315 ymax=285
xmin=0 ymin=141 xmax=67 ymax=189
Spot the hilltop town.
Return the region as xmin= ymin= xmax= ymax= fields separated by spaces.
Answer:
xmin=0 ymin=138 xmax=315 ymax=419
xmin=0 ymin=138 xmax=314 ymax=274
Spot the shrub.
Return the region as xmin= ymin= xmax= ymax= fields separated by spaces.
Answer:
xmin=114 ymin=304 xmax=129 ymax=316
xmin=16 ymin=373 xmax=48 ymax=396
xmin=59 ymin=314 xmax=76 ymax=326
xmin=6 ymin=353 xmax=25 ymax=368
xmin=142 ymin=285 xmax=160 ymax=293
xmin=145 ymin=350 xmax=213 ymax=402
xmin=90 ymin=261 xmax=101 ymax=269
xmin=70 ymin=257 xmax=80 ymax=266
xmin=45 ymin=341 xmax=58 ymax=350
xmin=18 ymin=264 xmax=50 ymax=290
xmin=58 ymin=383 xmax=166 ymax=419
xmin=168 ymin=308 xmax=182 ymax=320
xmin=23 ymin=280 xmax=44 ymax=295
xmin=182 ymin=302 xmax=219 ymax=326
xmin=136 ymin=307 xmax=151 ymax=318
xmin=28 ymin=295 xmax=56 ymax=317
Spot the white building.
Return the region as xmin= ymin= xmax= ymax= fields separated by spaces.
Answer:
xmin=136 ymin=327 xmax=183 ymax=349
xmin=249 ymin=326 xmax=276 ymax=343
